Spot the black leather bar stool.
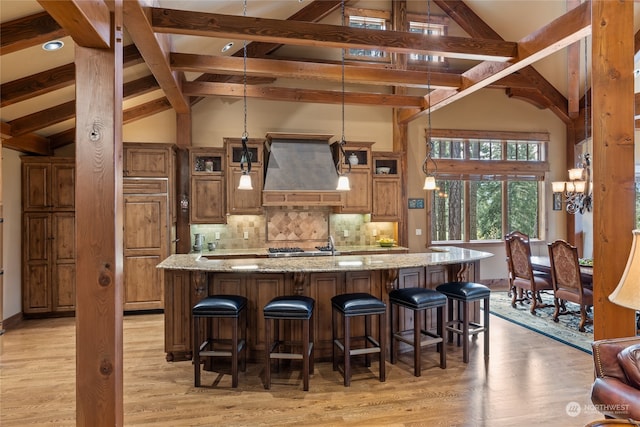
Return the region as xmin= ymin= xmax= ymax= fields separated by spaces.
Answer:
xmin=331 ymin=292 xmax=386 ymax=386
xmin=435 ymin=282 xmax=490 ymax=363
xmin=192 ymin=295 xmax=248 ymax=388
xmin=389 ymin=287 xmax=447 ymax=376
xmin=264 ymin=295 xmax=315 ymax=391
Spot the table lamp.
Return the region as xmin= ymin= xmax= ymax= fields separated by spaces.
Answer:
xmin=609 ymin=229 xmax=640 ymax=312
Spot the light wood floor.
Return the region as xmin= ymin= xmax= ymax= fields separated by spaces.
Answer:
xmin=1 ymin=313 xmax=602 ymax=426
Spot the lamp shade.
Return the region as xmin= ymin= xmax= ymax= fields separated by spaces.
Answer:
xmin=336 ymin=175 xmax=350 ymax=191
xmin=551 ymin=181 xmax=566 ymax=193
xmin=423 ymin=176 xmax=436 ymax=190
xmin=238 ymin=173 xmax=253 ymax=190
xmin=573 ymin=180 xmax=586 ymax=193
xmin=609 ymin=229 xmax=640 ymax=310
xmin=568 ymin=168 xmax=584 ymax=181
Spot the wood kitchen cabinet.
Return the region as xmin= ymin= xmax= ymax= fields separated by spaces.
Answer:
xmin=190 ymin=148 xmax=226 ymax=224
xmin=372 ymin=152 xmax=402 ymax=222
xmin=224 ymin=138 xmax=264 ymax=215
xmin=122 ymin=142 xmax=175 ymax=312
xmin=331 ymin=141 xmax=373 ymax=214
xmin=22 ymin=157 xmax=76 ymax=316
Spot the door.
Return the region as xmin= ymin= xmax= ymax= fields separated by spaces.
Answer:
xmin=52 ymin=212 xmax=76 ymax=312
xmin=23 ymin=213 xmax=51 ymax=313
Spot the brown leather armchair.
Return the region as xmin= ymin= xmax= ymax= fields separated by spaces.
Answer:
xmin=591 ymin=336 xmax=640 ymax=420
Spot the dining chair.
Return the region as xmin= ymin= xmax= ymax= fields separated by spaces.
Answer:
xmin=505 ymin=233 xmax=554 ymax=314
xmin=547 ymin=239 xmax=593 ymax=332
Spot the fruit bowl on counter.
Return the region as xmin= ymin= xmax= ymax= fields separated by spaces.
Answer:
xmin=377 ymin=238 xmax=395 ymax=247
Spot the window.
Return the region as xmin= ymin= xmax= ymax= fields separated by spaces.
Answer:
xmin=428 ymin=130 xmax=549 ymax=243
xmin=344 ymin=9 xmax=448 ymax=64
xmin=408 ymin=21 xmax=445 ymax=63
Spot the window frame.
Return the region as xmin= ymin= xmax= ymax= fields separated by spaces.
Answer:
xmin=425 ymin=129 xmax=550 ymax=246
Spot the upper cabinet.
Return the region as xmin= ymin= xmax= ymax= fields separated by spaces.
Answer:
xmin=124 ymin=143 xmax=173 ymax=177
xmin=332 ymin=141 xmax=373 ymax=214
xmin=372 ymin=152 xmax=402 ymax=222
xmin=22 ymin=157 xmax=75 ymax=211
xmin=190 ymin=147 xmax=226 ymax=224
xmin=224 ymin=138 xmax=264 ymax=215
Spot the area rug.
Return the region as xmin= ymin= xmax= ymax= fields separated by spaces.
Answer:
xmin=489 ymin=290 xmax=593 ymax=354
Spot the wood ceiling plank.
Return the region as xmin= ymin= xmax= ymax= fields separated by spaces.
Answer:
xmin=8 ymin=101 xmax=75 ymax=136
xmin=435 ymin=0 xmax=570 ymax=123
xmin=398 ymin=1 xmax=590 ymax=124
xmin=170 ymin=53 xmax=461 ymax=90
xmin=151 ymin=7 xmax=517 ymax=62
xmin=38 ymin=0 xmax=110 ymax=48
xmin=182 ymin=81 xmax=423 ymax=108
xmin=0 ymin=11 xmax=66 ymax=55
xmin=123 ymin=2 xmax=189 ymax=114
xmin=123 ymin=98 xmax=172 ymax=124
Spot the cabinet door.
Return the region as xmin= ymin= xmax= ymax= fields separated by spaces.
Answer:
xmin=23 ymin=213 xmax=52 ymax=313
xmin=339 ymin=169 xmax=371 ymax=213
xmin=308 ymin=272 xmax=344 ymax=359
xmin=22 ymin=162 xmax=50 ymax=211
xmin=52 ymin=213 xmax=76 ymax=312
xmin=372 ymin=178 xmax=401 ymax=221
xmin=51 ymin=162 xmax=75 ymax=210
xmin=226 ymin=168 xmax=263 ymax=215
xmin=247 ymin=274 xmax=284 ymax=359
xmin=124 ymin=146 xmax=171 ymax=177
xmin=123 ymin=195 xmax=168 ymax=310
xmin=191 ymin=176 xmax=225 ymax=223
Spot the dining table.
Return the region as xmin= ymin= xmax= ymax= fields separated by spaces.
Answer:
xmin=530 ymin=255 xmax=593 ymax=288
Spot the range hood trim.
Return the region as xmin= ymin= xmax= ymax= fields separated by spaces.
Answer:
xmin=263 ymin=133 xmax=345 ymax=207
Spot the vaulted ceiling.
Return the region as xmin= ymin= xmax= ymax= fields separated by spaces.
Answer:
xmin=1 ymin=0 xmax=639 ymax=156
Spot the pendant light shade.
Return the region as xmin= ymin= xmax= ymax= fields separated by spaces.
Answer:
xmin=423 ymin=176 xmax=436 ymax=190
xmin=336 ymin=175 xmax=351 ymax=191
xmin=238 ymin=173 xmax=253 ymax=190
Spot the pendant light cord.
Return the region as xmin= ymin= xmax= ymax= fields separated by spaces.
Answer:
xmin=241 ymin=0 xmax=251 ymax=173
xmin=422 ymin=0 xmax=436 ymax=177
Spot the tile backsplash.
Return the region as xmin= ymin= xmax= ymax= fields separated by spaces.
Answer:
xmin=191 ymin=207 xmax=395 ymax=249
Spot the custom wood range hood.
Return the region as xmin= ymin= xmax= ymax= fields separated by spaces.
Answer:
xmin=262 ymin=133 xmax=344 ymax=207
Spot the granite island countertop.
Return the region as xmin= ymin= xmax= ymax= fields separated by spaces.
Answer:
xmin=158 ymin=246 xmax=494 ymax=273
xmin=191 ymin=245 xmax=410 ymax=258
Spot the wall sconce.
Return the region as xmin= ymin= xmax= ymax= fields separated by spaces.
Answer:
xmin=552 ymin=153 xmax=592 ymax=214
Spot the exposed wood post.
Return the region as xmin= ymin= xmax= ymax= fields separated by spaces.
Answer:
xmin=392 ymin=0 xmax=409 ymax=248
xmin=74 ymin=6 xmax=124 ymax=425
xmin=176 ymin=111 xmax=191 ymax=254
xmin=592 ymin=0 xmax=636 ymax=339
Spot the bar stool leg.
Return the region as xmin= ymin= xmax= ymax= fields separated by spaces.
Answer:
xmin=302 ymin=317 xmax=310 ymax=391
xmin=379 ymin=310 xmax=386 ymax=382
xmin=231 ymin=316 xmax=239 ymax=388
xmin=332 ymin=308 xmax=338 ymax=372
xmin=309 ymin=310 xmax=315 ymax=375
xmin=462 ymin=301 xmax=469 ymax=363
xmin=241 ymin=310 xmax=247 ymax=373
xmin=194 ymin=316 xmax=201 ymax=387
xmin=265 ymin=317 xmax=271 ymax=390
xmin=364 ymin=314 xmax=371 ymax=367
xmin=446 ymin=298 xmax=454 ymax=343
xmin=389 ymin=303 xmax=397 ymax=365
xmin=413 ymin=308 xmax=421 ymax=377
xmin=343 ymin=315 xmax=351 ymax=387
xmin=484 ymin=296 xmax=490 ymax=359
xmin=439 ymin=305 xmax=447 ymax=369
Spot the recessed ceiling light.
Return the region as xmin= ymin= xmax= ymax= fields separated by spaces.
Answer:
xmin=221 ymin=42 xmax=234 ymax=53
xmin=42 ymin=40 xmax=64 ymax=51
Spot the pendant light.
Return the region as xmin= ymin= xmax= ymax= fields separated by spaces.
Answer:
xmin=422 ymin=0 xmax=437 ymax=191
xmin=238 ymin=0 xmax=253 ymax=191
xmin=335 ymin=0 xmax=351 ymax=191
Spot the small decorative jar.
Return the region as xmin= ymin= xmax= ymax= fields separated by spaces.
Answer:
xmin=348 ymin=153 xmax=359 ymax=166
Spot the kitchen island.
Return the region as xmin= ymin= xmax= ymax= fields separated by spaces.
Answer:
xmin=158 ymin=247 xmax=493 ymax=361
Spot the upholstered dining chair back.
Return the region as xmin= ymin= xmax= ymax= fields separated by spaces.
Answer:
xmin=548 ymin=239 xmax=583 ymax=294
xmin=506 ymin=234 xmax=534 ymax=281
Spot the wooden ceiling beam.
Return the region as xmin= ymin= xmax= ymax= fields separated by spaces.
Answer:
xmin=1 ymin=44 xmax=144 ymax=108
xmin=0 ymin=11 xmax=66 ymax=55
xmin=182 ymin=81 xmax=423 ymax=108
xmin=434 ymin=0 xmax=570 ymax=123
xmin=123 ymin=98 xmax=172 ymax=124
xmin=399 ymin=1 xmax=590 ymax=124
xmin=37 ymin=0 xmax=110 ymax=48
xmin=123 ymin=2 xmax=190 ymax=114
xmin=1 ymin=132 xmax=52 ymax=155
xmin=171 ymin=53 xmax=462 ymax=90
xmin=151 ymin=7 xmax=517 ymax=62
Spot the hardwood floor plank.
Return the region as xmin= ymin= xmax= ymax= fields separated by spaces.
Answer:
xmin=0 ymin=313 xmax=601 ymax=426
